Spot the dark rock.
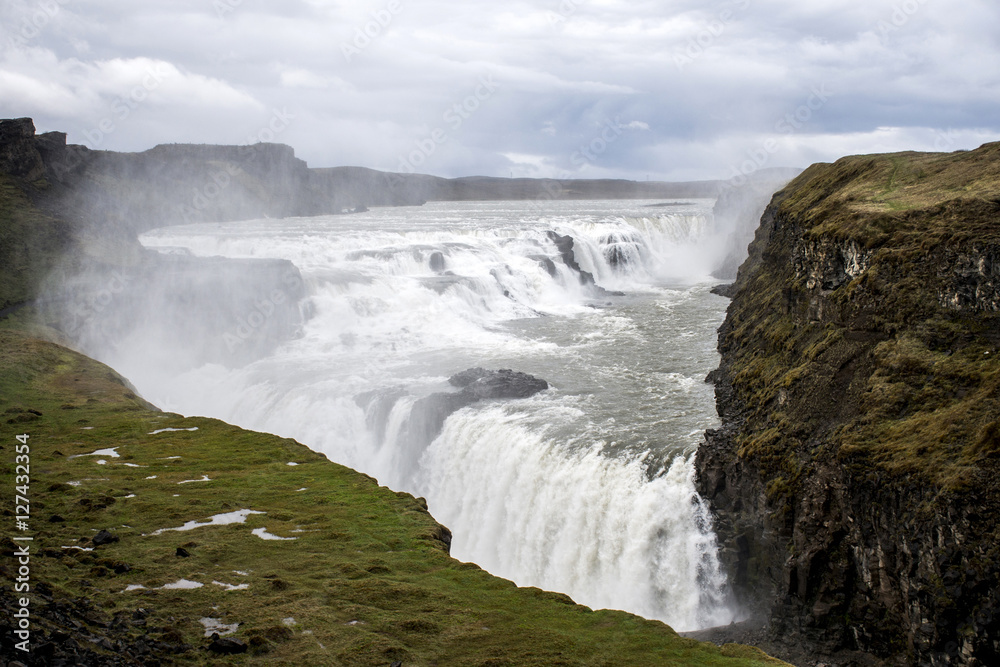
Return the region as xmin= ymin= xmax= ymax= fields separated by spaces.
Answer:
xmin=429 ymin=251 xmax=446 ymax=272
xmin=395 ymin=369 xmax=549 ymax=484
xmin=696 ymin=153 xmax=1000 ymax=667
xmin=547 ymin=230 xmax=598 ymax=287
xmin=49 ymin=514 xmax=66 ymax=522
xmin=529 ymin=254 xmax=558 ymax=277
xmin=209 ymin=633 xmax=248 ymax=655
xmin=0 ymin=117 xmax=45 ymax=180
xmin=449 ymin=368 xmax=549 ymax=400
xmin=92 ymin=530 xmax=119 ymax=546
xmin=176 ymin=547 xmax=190 ymax=558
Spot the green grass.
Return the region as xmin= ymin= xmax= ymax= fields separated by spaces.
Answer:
xmin=721 ymin=142 xmax=1000 ymax=489
xmin=0 ymin=329 xmax=785 ymax=666
xmin=0 ymin=175 xmax=76 ymax=312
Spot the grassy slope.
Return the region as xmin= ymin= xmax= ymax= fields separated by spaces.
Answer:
xmin=0 ymin=175 xmax=75 ymax=312
xmin=0 ymin=333 xmax=785 ymax=666
xmin=724 ymin=143 xmax=1000 ymax=492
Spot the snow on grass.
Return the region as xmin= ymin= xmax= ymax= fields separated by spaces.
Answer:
xmin=212 ymin=581 xmax=250 ymax=592
xmin=161 ymin=579 xmax=204 ymax=590
xmin=149 ymin=427 xmax=199 ymax=435
xmin=70 ymin=447 xmax=120 ymax=459
xmin=252 ymin=527 xmax=297 ymax=541
xmin=200 ymin=617 xmax=239 ymax=637
xmin=148 ymin=510 xmax=265 ymax=536
xmin=178 ymin=475 xmax=212 ymax=485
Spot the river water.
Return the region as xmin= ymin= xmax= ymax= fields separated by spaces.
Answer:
xmin=120 ymin=199 xmax=735 ymax=631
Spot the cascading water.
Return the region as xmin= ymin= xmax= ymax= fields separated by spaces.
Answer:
xmin=77 ymin=199 xmax=737 ymax=632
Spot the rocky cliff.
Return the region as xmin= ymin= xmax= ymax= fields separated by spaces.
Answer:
xmin=697 ymin=145 xmax=1000 ymax=666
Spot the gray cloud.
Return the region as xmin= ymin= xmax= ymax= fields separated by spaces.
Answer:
xmin=1 ymin=0 xmax=998 ymax=180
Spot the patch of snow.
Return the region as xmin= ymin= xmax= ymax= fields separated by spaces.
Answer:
xmin=149 ymin=510 xmax=266 ymax=535
xmin=287 ymin=462 xmax=299 ymax=466
xmin=160 ymin=456 xmax=182 ymax=460
xmin=213 ymin=581 xmax=250 ymax=592
xmin=61 ymin=546 xmax=94 ymax=552
xmin=282 ymin=617 xmax=296 ymax=626
xmin=145 ymin=476 xmax=157 ymax=480
xmin=233 ymin=570 xmax=249 ymax=576
xmin=252 ymin=527 xmax=297 ymax=541
xmin=200 ymin=617 xmax=239 ymax=637
xmin=122 ymin=463 xmax=147 ymax=468
xmin=70 ymin=447 xmax=120 ymax=459
xmin=161 ymin=579 xmax=204 ymax=590
xmin=149 ymin=427 xmax=199 ymax=435
xmin=178 ymin=475 xmax=212 ymax=485
xmin=124 ymin=584 xmax=146 ymax=592
xmin=67 ymin=481 xmax=81 ymax=487
xmin=80 ymin=427 xmax=94 ymax=430
xmin=122 ymin=494 xmax=137 ymax=499
xmin=296 ymin=488 xmax=307 ymax=492
xmin=96 ymin=460 xmax=108 ymax=465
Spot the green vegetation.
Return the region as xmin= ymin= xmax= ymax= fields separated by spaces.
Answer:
xmin=0 ymin=175 xmax=74 ymax=312
xmin=722 ymin=142 xmax=1000 ymax=490
xmin=0 ymin=329 xmax=785 ymax=665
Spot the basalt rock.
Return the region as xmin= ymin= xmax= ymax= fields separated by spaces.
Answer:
xmin=400 ymin=369 xmax=549 ymax=474
xmin=697 ymin=144 xmax=1000 ymax=666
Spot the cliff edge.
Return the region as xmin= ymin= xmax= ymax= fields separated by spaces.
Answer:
xmin=698 ymin=144 xmax=1000 ymax=665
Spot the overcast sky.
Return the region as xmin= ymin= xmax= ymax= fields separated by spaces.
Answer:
xmin=2 ymin=0 xmax=999 ymax=181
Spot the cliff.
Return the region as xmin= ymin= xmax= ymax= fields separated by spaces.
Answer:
xmin=4 ymin=116 xmax=737 ymax=238
xmin=0 ymin=124 xmax=789 ymax=665
xmin=697 ymin=144 xmax=1000 ymax=666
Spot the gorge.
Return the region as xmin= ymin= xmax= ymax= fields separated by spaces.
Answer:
xmin=3 ymin=116 xmax=999 ymax=666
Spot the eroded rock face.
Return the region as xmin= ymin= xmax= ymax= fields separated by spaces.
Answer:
xmin=696 ymin=148 xmax=1000 ymax=666
xmin=448 ymin=367 xmax=549 ymax=399
xmin=0 ymin=118 xmax=45 ymax=180
xmin=794 ymin=238 xmax=873 ymax=292
xmin=939 ymin=245 xmax=1000 ymax=312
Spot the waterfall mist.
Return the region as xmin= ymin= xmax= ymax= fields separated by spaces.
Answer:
xmin=41 ymin=197 xmax=774 ymax=631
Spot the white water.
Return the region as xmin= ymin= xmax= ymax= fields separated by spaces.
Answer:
xmin=93 ymin=199 xmax=735 ymax=631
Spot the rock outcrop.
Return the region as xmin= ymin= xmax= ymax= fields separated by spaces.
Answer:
xmin=697 ymin=144 xmax=1000 ymax=666
xmin=408 ymin=368 xmax=549 ymax=444
xmin=712 ymin=169 xmax=801 ymax=280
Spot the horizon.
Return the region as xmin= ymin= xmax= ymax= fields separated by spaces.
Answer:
xmin=2 ymin=1 xmax=999 ymax=183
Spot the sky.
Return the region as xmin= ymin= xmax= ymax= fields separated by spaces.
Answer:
xmin=2 ymin=0 xmax=999 ymax=182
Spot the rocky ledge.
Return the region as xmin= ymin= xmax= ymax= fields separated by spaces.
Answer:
xmin=697 ymin=143 xmax=1000 ymax=666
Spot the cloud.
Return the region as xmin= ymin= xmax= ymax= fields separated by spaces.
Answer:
xmin=0 ymin=0 xmax=998 ymax=178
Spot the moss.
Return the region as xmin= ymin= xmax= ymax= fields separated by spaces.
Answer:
xmin=722 ymin=142 xmax=1000 ymax=491
xmin=0 ymin=329 xmax=785 ymax=666
xmin=0 ymin=174 xmax=76 ymax=311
